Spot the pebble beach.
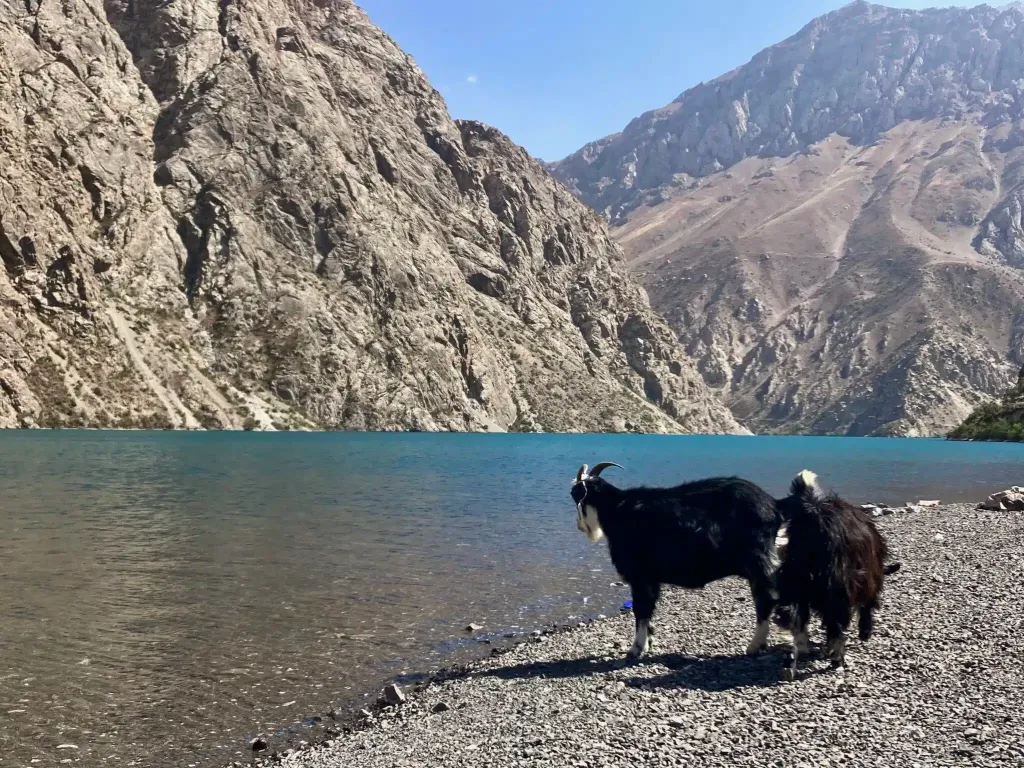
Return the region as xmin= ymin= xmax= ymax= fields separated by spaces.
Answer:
xmin=269 ymin=504 xmax=1023 ymax=768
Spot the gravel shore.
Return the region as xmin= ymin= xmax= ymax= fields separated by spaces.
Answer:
xmin=279 ymin=505 xmax=1023 ymax=768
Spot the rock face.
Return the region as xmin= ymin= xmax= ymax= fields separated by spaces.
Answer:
xmin=0 ymin=1 xmax=741 ymax=433
xmin=551 ymin=1 xmax=1024 ymax=436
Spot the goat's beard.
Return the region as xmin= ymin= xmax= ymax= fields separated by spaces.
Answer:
xmin=577 ymin=504 xmax=605 ymax=543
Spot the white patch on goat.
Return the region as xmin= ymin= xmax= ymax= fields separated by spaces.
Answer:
xmin=772 ymin=523 xmax=788 ymax=570
xmin=576 ymin=503 xmax=604 ymax=543
xmin=628 ymin=622 xmax=650 ymax=659
xmin=747 ymin=620 xmax=771 ymax=655
xmin=797 ymin=469 xmax=823 ymax=500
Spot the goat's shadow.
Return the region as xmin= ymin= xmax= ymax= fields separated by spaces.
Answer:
xmin=469 ymin=644 xmax=832 ymax=692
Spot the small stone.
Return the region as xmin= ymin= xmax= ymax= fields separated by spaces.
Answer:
xmin=432 ymin=701 xmax=451 ymax=713
xmin=250 ymin=737 xmax=268 ymax=752
xmin=934 ymin=533 xmax=945 ymax=542
xmin=919 ymin=500 xmax=940 ymax=507
xmin=466 ymin=623 xmax=483 ymax=633
xmin=383 ymin=683 xmax=406 ymax=705
xmin=56 ymin=745 xmax=79 ymax=751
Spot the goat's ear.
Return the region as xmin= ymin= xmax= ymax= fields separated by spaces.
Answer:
xmin=575 ymin=464 xmax=588 ymax=483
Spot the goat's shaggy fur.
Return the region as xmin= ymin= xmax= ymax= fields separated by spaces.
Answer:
xmin=774 ymin=470 xmax=900 ymax=678
xmin=571 ymin=463 xmax=785 ymax=660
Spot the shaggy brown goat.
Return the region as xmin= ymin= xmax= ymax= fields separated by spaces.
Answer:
xmin=774 ymin=470 xmax=900 ymax=679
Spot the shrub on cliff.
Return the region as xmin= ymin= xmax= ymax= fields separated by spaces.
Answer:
xmin=948 ymin=369 xmax=1024 ymax=442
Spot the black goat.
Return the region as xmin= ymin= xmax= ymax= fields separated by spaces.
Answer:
xmin=774 ymin=470 xmax=901 ymax=679
xmin=570 ymin=463 xmax=785 ymax=660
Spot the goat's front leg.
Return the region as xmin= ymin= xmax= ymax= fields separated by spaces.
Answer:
xmin=626 ymin=582 xmax=660 ymax=660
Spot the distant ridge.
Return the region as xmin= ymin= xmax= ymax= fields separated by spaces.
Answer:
xmin=551 ymin=2 xmax=1024 ymax=436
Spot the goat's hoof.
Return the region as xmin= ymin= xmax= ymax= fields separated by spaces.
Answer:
xmin=782 ymin=667 xmax=796 ymax=682
xmin=746 ymin=641 xmax=767 ymax=656
xmin=626 ymin=648 xmax=644 ymax=661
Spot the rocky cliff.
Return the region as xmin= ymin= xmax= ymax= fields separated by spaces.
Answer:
xmin=551 ymin=1 xmax=1024 ymax=436
xmin=0 ymin=0 xmax=742 ymax=433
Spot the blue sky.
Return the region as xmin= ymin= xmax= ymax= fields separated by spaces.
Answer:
xmin=359 ymin=0 xmax=960 ymax=162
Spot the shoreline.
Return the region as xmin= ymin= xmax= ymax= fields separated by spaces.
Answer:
xmin=243 ymin=503 xmax=1023 ymax=768
xmin=233 ymin=605 xmax=627 ymax=764
xmin=5 ymin=425 xmax=1021 ymax=441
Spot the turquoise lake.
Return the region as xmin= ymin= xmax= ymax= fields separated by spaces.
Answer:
xmin=0 ymin=432 xmax=1021 ymax=767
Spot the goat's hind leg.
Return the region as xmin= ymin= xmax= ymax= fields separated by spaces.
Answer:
xmin=626 ymin=582 xmax=660 ymax=661
xmin=746 ymin=577 xmax=777 ymax=655
xmin=858 ymin=599 xmax=877 ymax=642
xmin=826 ymin=625 xmax=849 ymax=672
xmin=783 ymin=603 xmax=810 ymax=682
xmin=824 ymin=611 xmax=851 ymax=672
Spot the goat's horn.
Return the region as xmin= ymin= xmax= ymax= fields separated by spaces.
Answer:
xmin=576 ymin=464 xmax=589 ymax=482
xmin=590 ymin=462 xmax=623 ymax=477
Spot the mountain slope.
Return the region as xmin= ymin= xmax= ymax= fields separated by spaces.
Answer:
xmin=0 ymin=0 xmax=741 ymax=433
xmin=551 ymin=1 xmax=1024 ymax=436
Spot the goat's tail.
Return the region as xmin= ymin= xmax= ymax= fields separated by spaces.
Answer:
xmin=790 ymin=469 xmax=824 ymax=502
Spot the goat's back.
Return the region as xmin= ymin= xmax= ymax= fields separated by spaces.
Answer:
xmin=604 ymin=476 xmax=781 ymax=589
xmin=779 ymin=493 xmax=888 ymax=608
